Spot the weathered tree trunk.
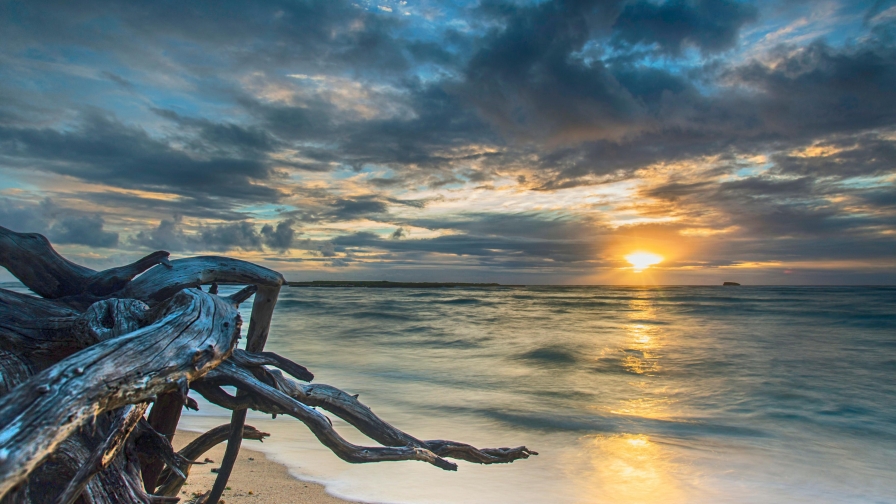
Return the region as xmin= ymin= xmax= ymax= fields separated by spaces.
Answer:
xmin=0 ymin=225 xmax=535 ymax=503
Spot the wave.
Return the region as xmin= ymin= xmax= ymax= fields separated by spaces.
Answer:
xmin=468 ymin=408 xmax=770 ymax=438
xmin=436 ymin=297 xmax=489 ymax=305
xmin=517 ymin=346 xmax=580 ymax=365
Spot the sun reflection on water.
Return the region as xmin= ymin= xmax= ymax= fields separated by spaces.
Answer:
xmin=621 ymin=324 xmax=662 ymax=375
xmin=580 ymin=434 xmax=686 ymax=504
xmin=579 ymin=294 xmax=689 ymax=503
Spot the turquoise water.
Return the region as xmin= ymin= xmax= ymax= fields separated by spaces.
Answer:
xmin=179 ymin=285 xmax=896 ymax=503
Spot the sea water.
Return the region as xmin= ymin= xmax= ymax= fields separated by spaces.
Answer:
xmin=6 ymin=281 xmax=892 ymax=503
xmin=178 ymin=286 xmax=896 ymax=504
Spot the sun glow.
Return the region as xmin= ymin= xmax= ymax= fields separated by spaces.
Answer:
xmin=625 ymin=252 xmax=664 ymax=272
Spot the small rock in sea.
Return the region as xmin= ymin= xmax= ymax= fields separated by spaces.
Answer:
xmin=722 ymin=281 xmax=741 ymax=286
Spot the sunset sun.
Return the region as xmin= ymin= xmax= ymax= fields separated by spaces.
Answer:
xmin=625 ymin=252 xmax=664 ymax=272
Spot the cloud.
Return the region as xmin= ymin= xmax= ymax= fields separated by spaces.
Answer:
xmin=198 ymin=221 xmax=264 ymax=251
xmin=461 ymin=0 xmax=643 ymax=144
xmin=0 ymin=0 xmax=416 ymax=78
xmin=0 ymin=197 xmax=118 ymax=248
xmin=1 ymin=0 xmax=895 ymax=282
xmin=152 ymin=108 xmax=280 ymax=157
xmin=520 ymin=32 xmax=896 ymax=187
xmin=328 ymin=197 xmax=390 ymax=220
xmin=612 ymin=0 xmax=758 ymax=55
xmin=0 ymin=112 xmax=283 ymax=205
xmin=131 ymin=216 xmax=192 ymax=251
xmin=101 ymin=71 xmax=135 ymax=90
xmin=261 ymin=219 xmax=298 ymax=250
xmin=391 ymin=226 xmax=407 ymax=239
xmin=48 ymin=214 xmax=119 ymax=247
xmin=771 ymin=135 xmax=896 ymax=179
xmin=318 ymin=241 xmax=337 ymax=257
xmin=0 ymin=198 xmax=51 ymax=235
xmin=132 ymin=217 xmax=299 ymax=252
xmin=333 ymin=211 xmax=605 ymax=265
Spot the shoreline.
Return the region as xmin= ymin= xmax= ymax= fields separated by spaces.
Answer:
xmin=172 ymin=429 xmax=360 ymax=504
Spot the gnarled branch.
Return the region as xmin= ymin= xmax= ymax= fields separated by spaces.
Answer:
xmin=0 ymin=226 xmax=170 ymax=304
xmin=0 ymin=288 xmax=243 ymax=498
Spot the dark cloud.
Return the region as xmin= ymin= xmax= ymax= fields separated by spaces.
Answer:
xmin=318 ymin=241 xmax=337 ymax=258
xmin=462 ymin=0 xmax=643 ymax=143
xmin=198 ymin=221 xmax=263 ymax=252
xmin=0 ymin=198 xmax=118 ymax=248
xmin=333 ymin=230 xmax=599 ymax=265
xmin=391 ymin=227 xmax=407 ymax=239
xmin=387 ymin=196 xmax=442 ymax=208
xmin=328 ymin=198 xmax=390 ymax=220
xmin=131 ymin=216 xmax=192 ymax=251
xmin=152 ymin=108 xmax=280 ymax=157
xmin=859 ymin=186 xmax=896 ymax=208
xmin=242 ymin=81 xmax=499 ymax=173
xmin=612 ymin=0 xmax=758 ymax=55
xmin=101 ymin=71 xmax=135 ymax=90
xmin=526 ymin=32 xmax=896 ymax=187
xmin=771 ymin=134 xmax=896 ymax=179
xmin=48 ymin=214 xmax=119 ymax=248
xmin=0 ymin=198 xmax=51 ymax=235
xmin=0 ymin=112 xmax=283 ymax=204
xmin=74 ymin=191 xmax=249 ymax=222
xmin=132 ymin=217 xmax=299 ymax=252
xmin=0 ymin=0 xmax=415 ymax=77
xmin=726 ymin=40 xmax=896 ymax=138
xmin=261 ymin=219 xmax=298 ymax=250
xmin=331 ymin=211 xmax=605 ymax=265
xmin=405 ymin=212 xmax=602 ymax=241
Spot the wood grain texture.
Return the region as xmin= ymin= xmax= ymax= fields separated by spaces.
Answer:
xmin=0 ymin=288 xmax=242 ymax=498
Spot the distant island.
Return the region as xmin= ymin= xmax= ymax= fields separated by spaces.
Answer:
xmin=722 ymin=281 xmax=742 ymax=286
xmin=288 ymin=280 xmax=524 ymax=288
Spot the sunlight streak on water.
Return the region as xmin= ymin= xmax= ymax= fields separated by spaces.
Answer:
xmin=580 ymin=434 xmax=686 ymax=504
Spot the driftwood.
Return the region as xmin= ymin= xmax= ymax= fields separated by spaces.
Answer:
xmin=0 ymin=225 xmax=535 ymax=503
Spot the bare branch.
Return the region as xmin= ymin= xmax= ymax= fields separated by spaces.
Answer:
xmin=120 ymin=257 xmax=284 ymax=306
xmin=155 ymin=424 xmax=269 ymax=497
xmin=230 ymin=349 xmax=314 ymax=382
xmin=199 ymin=361 xmax=536 ymax=466
xmin=0 ymin=225 xmax=171 ymax=306
xmin=207 ymin=361 xmax=458 ymax=470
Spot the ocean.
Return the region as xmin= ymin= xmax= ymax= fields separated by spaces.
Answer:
xmin=179 ymin=285 xmax=896 ymax=504
xmin=4 ymin=281 xmax=894 ymax=502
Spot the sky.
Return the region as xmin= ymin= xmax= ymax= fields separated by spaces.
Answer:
xmin=1 ymin=0 xmax=895 ymax=285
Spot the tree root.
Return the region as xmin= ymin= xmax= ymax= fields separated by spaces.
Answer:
xmin=0 ymin=288 xmax=244 ymax=497
xmin=0 ymin=226 xmax=534 ymax=503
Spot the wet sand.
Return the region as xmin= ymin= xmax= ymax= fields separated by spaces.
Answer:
xmin=173 ymin=429 xmax=360 ymax=504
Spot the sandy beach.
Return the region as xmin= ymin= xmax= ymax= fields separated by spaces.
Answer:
xmin=173 ymin=430 xmax=358 ymax=504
